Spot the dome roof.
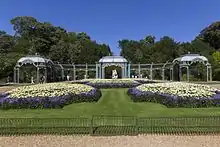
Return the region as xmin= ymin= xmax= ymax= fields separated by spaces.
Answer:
xmin=17 ymin=55 xmax=53 ymax=65
xmin=173 ymin=54 xmax=208 ymax=63
xmin=99 ymin=56 xmax=128 ymax=63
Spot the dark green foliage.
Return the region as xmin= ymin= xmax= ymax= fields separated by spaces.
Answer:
xmin=197 ymin=21 xmax=220 ymax=50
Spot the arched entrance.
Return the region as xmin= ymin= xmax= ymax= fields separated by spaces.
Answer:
xmin=104 ymin=65 xmax=122 ymax=79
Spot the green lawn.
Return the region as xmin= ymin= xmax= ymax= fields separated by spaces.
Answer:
xmin=1 ymin=88 xmax=220 ymax=118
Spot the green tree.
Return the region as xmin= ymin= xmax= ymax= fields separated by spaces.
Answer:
xmin=197 ymin=21 xmax=220 ymax=49
xmin=211 ymin=51 xmax=220 ymax=80
xmin=0 ymin=31 xmax=14 ymax=53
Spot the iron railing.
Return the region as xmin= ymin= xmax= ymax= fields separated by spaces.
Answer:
xmin=0 ymin=116 xmax=220 ymax=136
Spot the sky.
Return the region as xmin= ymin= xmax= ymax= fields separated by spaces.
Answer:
xmin=0 ymin=0 xmax=220 ymax=55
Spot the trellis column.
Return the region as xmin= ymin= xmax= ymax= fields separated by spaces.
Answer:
xmin=96 ymin=63 xmax=99 ymax=79
xmin=99 ymin=64 xmax=102 ymax=79
xmin=179 ymin=64 xmax=182 ymax=81
xmin=186 ymin=66 xmax=189 ymax=82
xmin=102 ymin=66 xmax=105 ymax=79
xmin=162 ymin=67 xmax=165 ymax=81
xmin=59 ymin=64 xmax=64 ymax=80
xmin=128 ymin=63 xmax=131 ymax=78
xmin=73 ymin=64 xmax=76 ymax=81
xmin=170 ymin=66 xmax=173 ymax=81
xmin=44 ymin=67 xmax=47 ymax=83
xmin=207 ymin=65 xmax=212 ymax=82
xmin=124 ymin=64 xmax=127 ymax=78
xmin=138 ymin=63 xmax=141 ymax=78
xmin=150 ymin=63 xmax=153 ymax=80
xmin=85 ymin=63 xmax=88 ymax=79
xmin=17 ymin=68 xmax=20 ymax=83
xmin=206 ymin=65 xmax=209 ymax=82
xmin=36 ymin=67 xmax=39 ymax=83
xmin=122 ymin=66 xmax=124 ymax=78
xmin=14 ymin=68 xmax=16 ymax=83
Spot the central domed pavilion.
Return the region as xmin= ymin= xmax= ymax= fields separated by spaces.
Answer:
xmin=96 ymin=56 xmax=131 ymax=79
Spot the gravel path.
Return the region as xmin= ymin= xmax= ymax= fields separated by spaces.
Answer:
xmin=0 ymin=135 xmax=219 ymax=147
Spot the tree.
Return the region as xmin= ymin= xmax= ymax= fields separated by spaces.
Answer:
xmin=76 ymin=32 xmax=91 ymax=41
xmin=11 ymin=16 xmax=38 ymax=38
xmin=197 ymin=21 xmax=220 ymax=49
xmin=211 ymin=51 xmax=220 ymax=80
xmin=212 ymin=51 xmax=220 ymax=64
xmin=140 ymin=35 xmax=156 ymax=46
xmin=119 ymin=40 xmax=140 ymax=63
xmin=49 ymin=40 xmax=81 ymax=63
xmin=0 ymin=31 xmax=14 ymax=53
xmin=0 ymin=30 xmax=7 ymax=36
xmin=11 ymin=17 xmax=67 ymax=55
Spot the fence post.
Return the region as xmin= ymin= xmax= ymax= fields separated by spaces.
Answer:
xmin=90 ymin=117 xmax=94 ymax=135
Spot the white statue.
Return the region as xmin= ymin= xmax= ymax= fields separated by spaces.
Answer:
xmin=66 ymin=75 xmax=70 ymax=81
xmin=112 ymin=69 xmax=118 ymax=79
xmin=31 ymin=76 xmax=34 ymax=84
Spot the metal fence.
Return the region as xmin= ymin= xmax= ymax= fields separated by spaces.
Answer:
xmin=0 ymin=116 xmax=220 ymax=136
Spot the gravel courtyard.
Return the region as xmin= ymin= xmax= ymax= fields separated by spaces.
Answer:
xmin=0 ymin=135 xmax=220 ymax=147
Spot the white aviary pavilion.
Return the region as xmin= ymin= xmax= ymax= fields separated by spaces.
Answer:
xmin=172 ymin=53 xmax=212 ymax=82
xmin=14 ymin=55 xmax=54 ymax=83
xmin=96 ymin=56 xmax=130 ymax=79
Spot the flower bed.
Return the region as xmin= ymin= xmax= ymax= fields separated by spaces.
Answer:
xmin=73 ymin=79 xmax=155 ymax=88
xmin=0 ymin=83 xmax=101 ymax=109
xmin=128 ymin=82 xmax=220 ymax=108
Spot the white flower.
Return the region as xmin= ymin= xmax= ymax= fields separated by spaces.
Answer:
xmin=136 ymin=82 xmax=217 ymax=98
xmin=7 ymin=83 xmax=94 ymax=98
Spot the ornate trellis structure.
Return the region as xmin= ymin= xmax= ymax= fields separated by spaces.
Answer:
xmin=130 ymin=62 xmax=173 ymax=80
xmin=14 ymin=55 xmax=54 ymax=83
xmin=172 ymin=53 xmax=212 ymax=82
xmin=96 ymin=56 xmax=130 ymax=79
xmin=13 ymin=54 xmax=212 ymax=83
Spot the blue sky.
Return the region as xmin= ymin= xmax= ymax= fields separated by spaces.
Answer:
xmin=0 ymin=0 xmax=220 ymax=55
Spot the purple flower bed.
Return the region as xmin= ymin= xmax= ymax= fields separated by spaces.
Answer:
xmin=128 ymin=87 xmax=220 ymax=108
xmin=86 ymin=82 xmax=141 ymax=89
xmin=72 ymin=79 xmax=157 ymax=89
xmin=0 ymin=89 xmax=101 ymax=109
